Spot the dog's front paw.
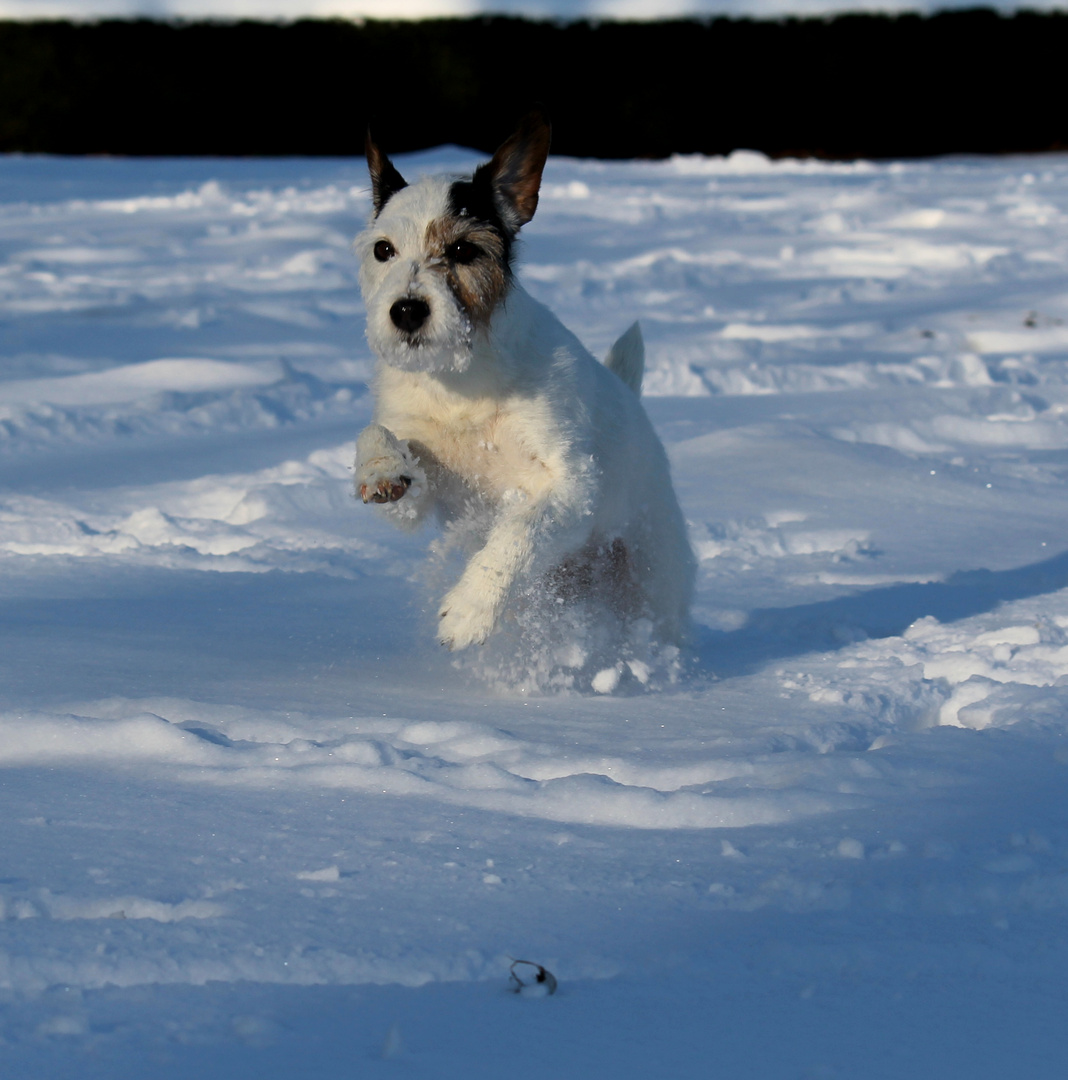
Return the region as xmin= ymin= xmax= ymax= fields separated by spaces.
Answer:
xmin=438 ymin=587 xmax=498 ymax=651
xmin=360 ymin=474 xmax=411 ymax=504
xmin=355 ymin=424 xmax=421 ymax=505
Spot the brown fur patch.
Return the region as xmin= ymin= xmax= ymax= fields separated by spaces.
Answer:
xmin=424 ymin=217 xmax=510 ymax=327
xmin=548 ymin=537 xmax=641 ymax=616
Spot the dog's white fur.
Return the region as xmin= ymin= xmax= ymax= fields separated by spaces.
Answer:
xmin=354 ymin=112 xmax=695 ymax=653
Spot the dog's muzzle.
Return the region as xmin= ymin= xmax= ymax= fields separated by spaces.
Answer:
xmin=390 ymin=298 xmax=430 ymax=335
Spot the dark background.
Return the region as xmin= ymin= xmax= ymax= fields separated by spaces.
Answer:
xmin=0 ymin=10 xmax=1062 ymax=160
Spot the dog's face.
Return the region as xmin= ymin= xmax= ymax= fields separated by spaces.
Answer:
xmin=357 ymin=110 xmax=551 ymax=375
xmin=355 ymin=175 xmax=511 ymax=375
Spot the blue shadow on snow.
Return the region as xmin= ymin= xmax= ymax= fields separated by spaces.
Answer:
xmin=696 ymin=547 xmax=1068 ymax=679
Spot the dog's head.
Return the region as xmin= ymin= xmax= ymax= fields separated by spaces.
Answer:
xmin=356 ymin=109 xmax=551 ymax=375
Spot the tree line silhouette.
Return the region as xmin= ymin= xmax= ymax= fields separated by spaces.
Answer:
xmin=0 ymin=11 xmax=1063 ymax=159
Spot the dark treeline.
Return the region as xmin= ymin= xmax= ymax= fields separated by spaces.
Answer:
xmin=0 ymin=11 xmax=1063 ymax=160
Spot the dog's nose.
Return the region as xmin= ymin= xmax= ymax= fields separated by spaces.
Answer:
xmin=390 ymin=298 xmax=430 ymax=334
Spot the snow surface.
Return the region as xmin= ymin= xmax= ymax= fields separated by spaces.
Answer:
xmin=3 ymin=148 xmax=1068 ymax=1076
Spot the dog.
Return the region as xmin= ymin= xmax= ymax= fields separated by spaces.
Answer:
xmin=353 ymin=109 xmax=695 ymax=655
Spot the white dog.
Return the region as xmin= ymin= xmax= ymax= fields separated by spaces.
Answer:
xmin=354 ymin=109 xmax=694 ymax=654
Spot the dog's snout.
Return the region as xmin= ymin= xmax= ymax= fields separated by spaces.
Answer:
xmin=390 ymin=298 xmax=430 ymax=334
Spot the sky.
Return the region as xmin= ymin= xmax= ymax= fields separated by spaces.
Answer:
xmin=0 ymin=0 xmax=1061 ymax=21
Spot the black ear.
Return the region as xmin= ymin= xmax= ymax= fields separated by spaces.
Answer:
xmin=365 ymin=128 xmax=408 ymax=216
xmin=472 ymin=106 xmax=552 ymax=233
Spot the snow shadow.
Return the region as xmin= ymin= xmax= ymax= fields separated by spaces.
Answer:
xmin=697 ymin=547 xmax=1068 ymax=678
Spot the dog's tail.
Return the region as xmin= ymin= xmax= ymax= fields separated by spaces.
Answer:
xmin=603 ymin=321 xmax=644 ymax=396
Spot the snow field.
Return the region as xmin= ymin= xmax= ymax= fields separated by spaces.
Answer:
xmin=2 ymin=148 xmax=1068 ymax=1075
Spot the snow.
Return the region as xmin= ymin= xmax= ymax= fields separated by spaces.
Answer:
xmin=3 ymin=146 xmax=1068 ymax=1076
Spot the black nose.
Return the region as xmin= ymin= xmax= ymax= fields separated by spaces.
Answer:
xmin=390 ymin=298 xmax=430 ymax=334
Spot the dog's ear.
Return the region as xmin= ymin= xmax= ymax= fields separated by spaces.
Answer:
xmin=475 ymin=107 xmax=552 ymax=233
xmin=365 ymin=128 xmax=408 ymax=216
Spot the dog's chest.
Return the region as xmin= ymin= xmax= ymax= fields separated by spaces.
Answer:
xmin=379 ymin=383 xmax=554 ymax=500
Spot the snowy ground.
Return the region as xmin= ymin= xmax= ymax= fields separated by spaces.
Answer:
xmin=3 ymin=147 xmax=1068 ymax=1077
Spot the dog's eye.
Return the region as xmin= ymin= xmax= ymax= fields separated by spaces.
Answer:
xmin=446 ymin=240 xmax=480 ymax=265
xmin=373 ymin=240 xmax=396 ymax=262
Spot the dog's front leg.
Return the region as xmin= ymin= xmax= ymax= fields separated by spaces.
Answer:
xmin=354 ymin=423 xmax=429 ymax=527
xmin=438 ymin=487 xmax=588 ymax=651
xmin=438 ymin=505 xmax=541 ymax=650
